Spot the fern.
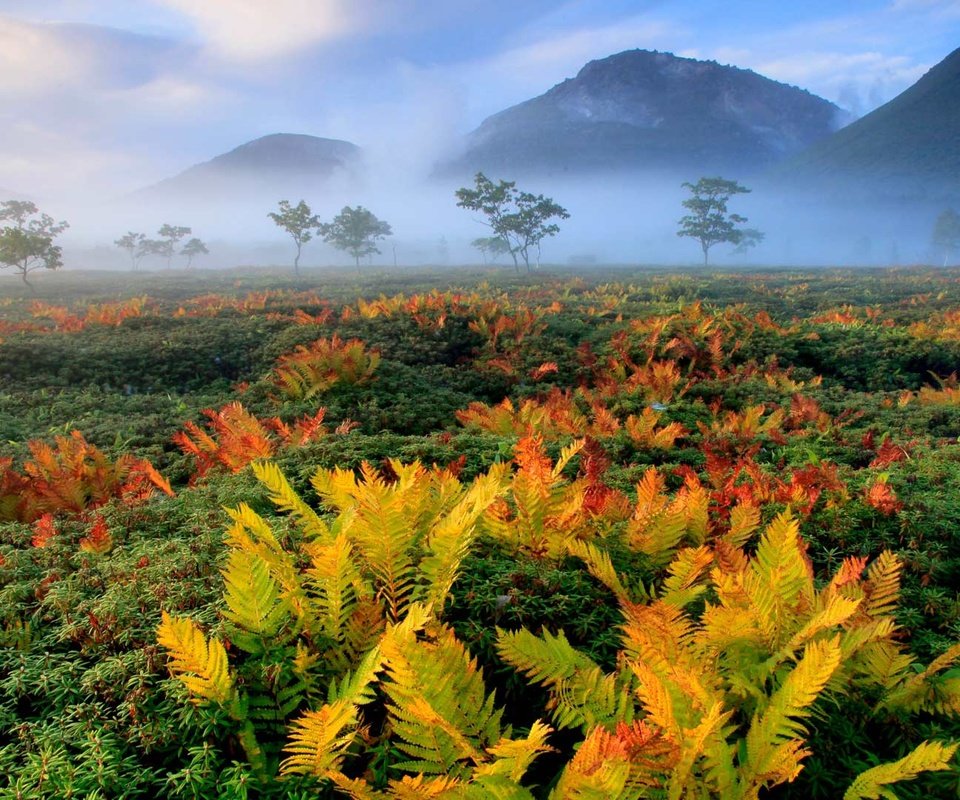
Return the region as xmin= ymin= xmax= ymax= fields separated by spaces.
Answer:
xmin=252 ymin=460 xmax=331 ymax=540
xmin=497 ymin=627 xmax=633 ymax=729
xmin=743 ymin=636 xmax=842 ymax=790
xmin=157 ymin=612 xmax=236 ymax=706
xmin=383 ymin=622 xmax=504 ymax=776
xmin=221 ymin=550 xmax=293 ymax=653
xmin=843 ymin=740 xmax=958 ymax=800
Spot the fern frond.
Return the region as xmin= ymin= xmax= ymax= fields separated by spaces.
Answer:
xmin=660 ymin=546 xmax=713 ymax=608
xmin=383 ymin=623 xmax=503 ymax=776
xmin=418 ymin=464 xmax=507 ymax=610
xmin=497 ymin=627 xmax=631 ymax=729
xmin=221 ymin=550 xmax=293 ymax=652
xmin=252 ymin=460 xmax=331 ymax=540
xmin=306 ymin=533 xmax=370 ymax=652
xmin=771 ymin=594 xmax=861 ymax=665
xmin=475 ymin=720 xmax=555 ymax=783
xmin=157 ymin=612 xmax=235 ymax=706
xmin=743 ymin=512 xmax=813 ymax=647
xmin=667 ymin=700 xmax=733 ymax=798
xmin=280 ymin=698 xmax=361 ymax=777
xmin=566 ymin=539 xmax=631 ymax=605
xmin=843 ymin=740 xmax=958 ymax=800
xmin=744 ymin=635 xmax=842 ymax=784
xmin=864 ymin=551 xmax=902 ymax=618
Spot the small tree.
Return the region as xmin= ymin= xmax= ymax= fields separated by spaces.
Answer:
xmin=677 ymin=177 xmax=758 ymax=266
xmin=932 ymin=208 xmax=960 ymax=266
xmin=181 ymin=237 xmax=209 ymax=269
xmin=0 ymin=201 xmax=69 ymax=287
xmin=268 ymin=200 xmax=319 ymax=274
xmin=318 ymin=205 xmax=392 ymax=269
xmin=115 ymin=231 xmax=147 ymax=271
xmin=471 ymin=236 xmax=511 ymax=265
xmin=153 ymin=224 xmax=191 ymax=269
xmin=456 ymin=173 xmax=568 ymax=272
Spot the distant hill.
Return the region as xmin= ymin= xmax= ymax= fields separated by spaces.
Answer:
xmin=771 ymin=47 xmax=960 ymax=201
xmin=139 ymin=133 xmax=361 ymax=201
xmin=440 ymin=49 xmax=848 ymax=179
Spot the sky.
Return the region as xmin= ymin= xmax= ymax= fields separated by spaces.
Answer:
xmin=1 ymin=0 xmax=958 ymax=199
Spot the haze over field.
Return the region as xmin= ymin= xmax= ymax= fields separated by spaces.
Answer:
xmin=1 ymin=0 xmax=959 ymax=268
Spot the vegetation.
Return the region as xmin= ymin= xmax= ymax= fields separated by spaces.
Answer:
xmin=0 ymin=200 xmax=69 ymax=286
xmin=456 ymin=172 xmax=569 ymax=272
xmin=268 ymin=200 xmax=320 ymax=274
xmin=677 ymin=177 xmax=761 ymax=265
xmin=319 ymin=206 xmax=393 ymax=269
xmin=2 ymin=266 xmax=960 ymax=798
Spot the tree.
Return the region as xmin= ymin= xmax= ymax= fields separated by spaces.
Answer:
xmin=318 ymin=205 xmax=392 ymax=269
xmin=471 ymin=236 xmax=512 ymax=265
xmin=932 ymin=208 xmax=960 ymax=266
xmin=456 ymin=172 xmax=569 ymax=272
xmin=0 ymin=200 xmax=69 ymax=287
xmin=181 ymin=237 xmax=209 ymax=269
xmin=115 ymin=232 xmax=147 ymax=271
xmin=677 ymin=177 xmax=758 ymax=266
xmin=157 ymin=224 xmax=191 ymax=269
xmin=268 ymin=200 xmax=319 ymax=274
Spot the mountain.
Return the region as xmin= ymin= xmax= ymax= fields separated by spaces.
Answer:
xmin=770 ymin=47 xmax=960 ymax=201
xmin=441 ymin=49 xmax=848 ymax=179
xmin=140 ymin=133 xmax=361 ymax=201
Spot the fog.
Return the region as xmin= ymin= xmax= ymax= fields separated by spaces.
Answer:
xmin=33 ymin=151 xmax=954 ymax=275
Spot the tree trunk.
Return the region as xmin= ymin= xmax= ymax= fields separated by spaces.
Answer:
xmin=703 ymin=243 xmax=709 ymax=267
xmin=294 ymin=244 xmax=301 ymax=276
xmin=20 ymin=267 xmax=33 ymax=290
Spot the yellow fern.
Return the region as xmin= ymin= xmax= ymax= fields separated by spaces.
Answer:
xmin=843 ymin=740 xmax=958 ymax=800
xmin=157 ymin=612 xmax=235 ymax=705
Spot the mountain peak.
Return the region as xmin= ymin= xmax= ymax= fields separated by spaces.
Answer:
xmin=139 ymin=133 xmax=361 ymax=201
xmin=442 ymin=48 xmax=846 ymax=179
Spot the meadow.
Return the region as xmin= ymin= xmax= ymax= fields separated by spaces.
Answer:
xmin=2 ymin=265 xmax=960 ymax=799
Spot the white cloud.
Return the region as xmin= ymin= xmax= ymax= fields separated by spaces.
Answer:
xmin=153 ymin=0 xmax=374 ymax=60
xmin=446 ymin=16 xmax=685 ymax=123
xmin=0 ymin=15 xmax=97 ymax=94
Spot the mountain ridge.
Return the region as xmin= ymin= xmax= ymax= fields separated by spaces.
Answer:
xmin=440 ymin=49 xmax=850 ymax=179
xmin=138 ymin=133 xmax=362 ymax=201
xmin=769 ymin=47 xmax=960 ymax=201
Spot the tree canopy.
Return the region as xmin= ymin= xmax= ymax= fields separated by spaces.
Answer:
xmin=268 ymin=200 xmax=319 ymax=274
xmin=677 ymin=177 xmax=761 ymax=266
xmin=0 ymin=200 xmax=69 ymax=287
xmin=456 ymin=172 xmax=569 ymax=272
xmin=318 ymin=206 xmax=392 ymax=268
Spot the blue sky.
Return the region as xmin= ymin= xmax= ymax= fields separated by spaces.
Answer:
xmin=1 ymin=0 xmax=958 ymax=196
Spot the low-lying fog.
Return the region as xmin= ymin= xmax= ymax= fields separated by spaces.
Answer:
xmin=11 ymin=157 xmax=956 ymax=273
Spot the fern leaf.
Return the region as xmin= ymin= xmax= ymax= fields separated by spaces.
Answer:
xmin=306 ymin=533 xmax=369 ymax=650
xmin=864 ymin=551 xmax=902 ymax=618
xmin=566 ymin=539 xmax=631 ymax=604
xmin=743 ymin=511 xmax=813 ymax=647
xmin=497 ymin=627 xmax=630 ymax=729
xmin=383 ymin=623 xmax=503 ymax=776
xmin=221 ymin=550 xmax=293 ymax=652
xmin=157 ymin=611 xmax=235 ymax=706
xmin=252 ymin=460 xmax=331 ymax=539
xmin=843 ymin=740 xmax=958 ymax=800
xmin=475 ymin=720 xmax=555 ymax=782
xmin=419 ymin=464 xmax=507 ymax=610
xmin=660 ymin=546 xmax=713 ymax=608
xmin=280 ymin=698 xmax=361 ymax=777
xmin=744 ymin=636 xmax=842 ymax=784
